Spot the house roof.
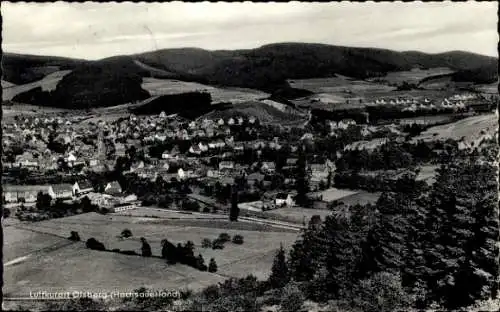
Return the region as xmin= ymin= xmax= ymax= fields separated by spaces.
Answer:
xmin=107 ymin=181 xmax=122 ymax=190
xmin=52 ymin=184 xmax=74 ymax=193
xmin=4 ymin=185 xmax=51 ymax=192
xmin=262 ymin=162 xmax=276 ymax=168
xmin=276 ymin=193 xmax=289 ymax=199
xmin=77 ymin=180 xmax=94 ymax=190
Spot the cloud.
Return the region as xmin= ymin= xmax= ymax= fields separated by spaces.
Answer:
xmin=2 ymin=2 xmax=497 ymax=59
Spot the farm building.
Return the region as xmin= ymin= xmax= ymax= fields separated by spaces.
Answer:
xmin=73 ymin=180 xmax=94 ymax=196
xmin=4 ymin=185 xmax=52 ymax=203
xmin=50 ymin=184 xmax=74 ymax=200
xmin=275 ymin=193 xmax=295 ymax=208
xmin=104 ymin=181 xmax=122 ymax=195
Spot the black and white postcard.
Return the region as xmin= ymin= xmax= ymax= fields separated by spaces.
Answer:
xmin=1 ymin=2 xmax=498 ymax=311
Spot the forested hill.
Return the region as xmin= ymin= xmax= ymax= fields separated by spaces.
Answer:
xmin=3 ymin=43 xmax=497 ymax=108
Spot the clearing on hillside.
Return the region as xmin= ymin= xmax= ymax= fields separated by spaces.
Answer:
xmin=412 ymin=113 xmax=497 ymax=143
xmin=2 ymin=70 xmax=72 ymax=101
xmin=3 ymin=243 xmax=227 ymax=296
xmin=141 ymin=77 xmax=269 ymax=103
xmin=14 ymin=213 xmax=299 ymax=281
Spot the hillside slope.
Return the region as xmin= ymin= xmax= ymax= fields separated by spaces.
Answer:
xmin=3 ymin=43 xmax=497 ymax=109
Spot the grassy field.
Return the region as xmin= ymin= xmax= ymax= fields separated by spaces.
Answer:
xmin=417 ymin=165 xmax=440 ymax=184
xmin=141 ymin=78 xmax=269 ymax=104
xmin=368 ymin=67 xmax=455 ymax=85
xmin=289 ymin=76 xmax=395 ymax=95
xmin=203 ymin=101 xmax=307 ymax=126
xmin=332 ymin=190 xmax=381 ymax=206
xmin=3 ymin=226 xmax=70 ymax=262
xmin=3 ymin=243 xmax=227 ymax=297
xmin=264 ymin=207 xmax=334 ymax=224
xmin=113 ymin=207 xmax=227 ymax=219
xmin=9 ymin=213 xmax=299 ymax=284
xmin=309 ymin=188 xmax=360 ymax=202
xmin=2 ymin=70 xmax=71 ymax=101
xmin=412 ymin=113 xmax=497 ymax=143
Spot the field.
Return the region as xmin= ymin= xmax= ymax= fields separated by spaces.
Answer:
xmin=309 ymin=188 xmax=360 ymax=202
xmin=4 ymin=212 xmax=299 ymax=294
xmin=417 ymin=165 xmax=440 ymax=184
xmin=264 ymin=207 xmax=334 ymax=224
xmin=203 ymin=101 xmax=307 ymax=126
xmin=475 ymin=83 xmax=499 ymax=94
xmin=2 ymin=70 xmax=71 ymax=101
xmin=141 ymin=78 xmax=269 ymax=104
xmin=331 ymin=190 xmax=381 ymax=206
xmin=412 ymin=113 xmax=497 ymax=143
xmin=289 ymin=76 xmax=395 ymax=95
xmin=3 ymin=226 xmax=70 ymax=263
xmin=368 ymin=67 xmax=455 ymax=85
xmin=3 ymin=243 xmax=228 ymax=297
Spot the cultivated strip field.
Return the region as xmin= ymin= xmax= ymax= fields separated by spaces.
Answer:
xmin=5 ymin=212 xmax=299 ymax=289
xmin=289 ymin=76 xmax=395 ymax=94
xmin=142 ymin=78 xmax=269 ymax=103
xmin=2 ymin=70 xmax=71 ymax=101
xmin=412 ymin=113 xmax=497 ymax=143
xmin=368 ymin=67 xmax=455 ymax=85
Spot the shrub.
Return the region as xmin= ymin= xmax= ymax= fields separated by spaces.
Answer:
xmin=212 ymin=239 xmax=225 ymax=250
xmin=218 ymin=233 xmax=231 ymax=243
xmin=86 ymin=238 xmax=105 ymax=251
xmin=201 ymin=238 xmax=212 ymax=248
xmin=232 ymin=234 xmax=244 ymax=244
xmin=208 ymin=258 xmax=218 ymax=273
xmin=68 ymin=231 xmax=81 ymax=241
xmin=279 ymin=282 xmax=305 ymax=312
xmin=3 ymin=208 xmax=11 ymax=218
xmin=342 ymin=272 xmax=415 ymax=312
xmin=120 ymin=250 xmax=138 ymax=256
xmin=121 ymin=229 xmax=132 ymax=238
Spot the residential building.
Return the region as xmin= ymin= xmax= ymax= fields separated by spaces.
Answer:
xmin=50 ymin=184 xmax=74 ymax=200
xmin=104 ymin=181 xmax=122 ymax=195
xmin=275 ymin=193 xmax=295 ymax=207
xmin=4 ymin=185 xmax=51 ymax=203
xmin=73 ymin=181 xmax=94 ymax=197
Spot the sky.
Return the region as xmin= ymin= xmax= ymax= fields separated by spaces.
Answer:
xmin=2 ymin=2 xmax=498 ymax=60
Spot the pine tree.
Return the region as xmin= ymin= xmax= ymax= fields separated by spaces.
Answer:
xmin=417 ymin=160 xmax=499 ymax=309
xmin=288 ymin=218 xmax=323 ymax=282
xmin=358 ymin=192 xmax=409 ymax=276
xmin=269 ymin=244 xmax=290 ymax=289
xmin=229 ymin=185 xmax=239 ymax=221
xmin=294 ymin=146 xmax=310 ymax=206
xmin=208 ymin=258 xmax=218 ymax=273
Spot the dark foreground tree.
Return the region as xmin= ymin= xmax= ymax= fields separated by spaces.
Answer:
xmin=269 ymin=244 xmax=290 ymax=289
xmin=229 ymin=186 xmax=240 ymax=221
xmin=141 ymin=237 xmax=152 ymax=257
xmin=208 ymin=258 xmax=218 ymax=273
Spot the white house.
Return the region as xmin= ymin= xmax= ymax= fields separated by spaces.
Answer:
xmin=104 ymin=181 xmax=122 ymax=195
xmin=219 ymin=161 xmax=235 ymax=171
xmin=178 ymin=168 xmax=186 ymax=180
xmin=73 ymin=181 xmax=94 ymax=197
xmin=50 ymin=184 xmax=74 ymax=200
xmin=275 ymin=193 xmax=295 ymax=207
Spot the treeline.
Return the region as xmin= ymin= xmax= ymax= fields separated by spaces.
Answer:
xmin=334 ymin=171 xmax=428 ymax=193
xmin=131 ymin=92 xmax=213 ymax=119
xmin=336 ymin=139 xmax=459 ymax=172
xmin=280 ymin=159 xmax=499 ymax=310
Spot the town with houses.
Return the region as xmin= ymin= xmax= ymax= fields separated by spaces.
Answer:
xmin=2 ymin=3 xmax=499 ymax=309
xmin=2 ymin=91 xmax=496 ymax=224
